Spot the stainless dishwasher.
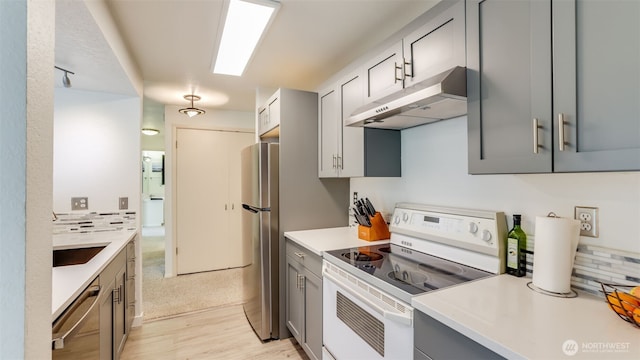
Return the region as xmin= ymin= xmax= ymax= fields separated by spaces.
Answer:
xmin=52 ymin=277 xmax=101 ymax=359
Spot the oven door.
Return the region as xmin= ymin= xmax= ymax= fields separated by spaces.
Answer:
xmin=322 ymin=261 xmax=413 ymax=360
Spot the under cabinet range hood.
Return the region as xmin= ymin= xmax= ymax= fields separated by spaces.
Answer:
xmin=347 ymin=66 xmax=467 ymax=130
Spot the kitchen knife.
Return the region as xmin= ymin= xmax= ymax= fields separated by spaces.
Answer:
xmin=365 ymin=198 xmax=376 ymax=216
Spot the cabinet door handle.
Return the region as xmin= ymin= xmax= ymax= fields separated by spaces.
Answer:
xmin=337 ymin=155 xmax=343 ymax=169
xmin=558 ymin=113 xmax=566 ymax=151
xmin=232 ymin=203 xmax=234 ymax=210
xmin=332 ymin=155 xmax=337 ymax=169
xmin=300 ymin=275 xmax=305 ymax=290
xmin=394 ymin=62 xmax=404 ymax=83
xmin=403 ymin=60 xmax=412 ymax=78
xmin=533 ymin=118 xmax=541 ymax=154
xmin=113 ymin=287 xmax=120 ymax=304
xmin=294 ymin=252 xmax=305 ymax=259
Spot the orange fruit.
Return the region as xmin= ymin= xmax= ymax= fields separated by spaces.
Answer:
xmin=634 ymin=308 xmax=640 ymax=325
xmin=607 ymin=292 xmax=640 ymax=316
xmin=629 ymin=286 xmax=640 ymax=298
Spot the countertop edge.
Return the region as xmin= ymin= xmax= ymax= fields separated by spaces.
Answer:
xmin=52 ymin=230 xmax=136 ymax=321
xmin=411 ymin=296 xmax=524 ymax=359
xmin=284 ymin=226 xmax=390 ymax=256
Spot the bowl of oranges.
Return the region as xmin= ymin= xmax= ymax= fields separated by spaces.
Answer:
xmin=601 ymin=283 xmax=640 ymax=328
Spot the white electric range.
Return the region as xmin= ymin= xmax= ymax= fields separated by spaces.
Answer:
xmin=322 ymin=203 xmax=507 ymax=360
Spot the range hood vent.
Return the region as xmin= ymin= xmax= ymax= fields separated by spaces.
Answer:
xmin=347 ymin=66 xmax=467 ymax=130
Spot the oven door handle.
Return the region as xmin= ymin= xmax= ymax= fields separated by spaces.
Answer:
xmin=323 ymin=268 xmax=412 ymax=326
xmin=52 ymin=283 xmax=101 ymax=350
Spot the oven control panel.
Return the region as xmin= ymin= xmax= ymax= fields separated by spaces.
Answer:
xmin=389 ymin=203 xmax=507 ymax=259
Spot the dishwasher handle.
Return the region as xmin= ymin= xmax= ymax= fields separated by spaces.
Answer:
xmin=52 ymin=282 xmax=101 ymax=350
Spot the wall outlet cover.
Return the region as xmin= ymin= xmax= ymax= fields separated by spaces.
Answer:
xmin=575 ymin=206 xmax=598 ymax=238
xmin=119 ymin=197 xmax=128 ymax=210
xmin=71 ymin=197 xmax=88 ymax=211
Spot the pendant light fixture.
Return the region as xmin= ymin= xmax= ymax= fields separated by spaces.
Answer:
xmin=141 ymin=128 xmax=160 ymax=136
xmin=178 ymin=94 xmax=206 ymax=117
xmin=54 ymin=66 xmax=74 ymax=88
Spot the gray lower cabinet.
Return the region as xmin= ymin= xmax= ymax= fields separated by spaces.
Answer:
xmin=285 ymin=239 xmax=322 ymax=360
xmin=414 ymin=310 xmax=504 ymax=359
xmin=467 ymin=0 xmax=640 ymax=174
xmin=99 ymin=238 xmax=135 ymax=360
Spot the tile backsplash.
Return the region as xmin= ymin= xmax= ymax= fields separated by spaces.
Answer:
xmin=53 ymin=211 xmax=136 ymax=234
xmin=524 ymin=237 xmax=640 ymax=295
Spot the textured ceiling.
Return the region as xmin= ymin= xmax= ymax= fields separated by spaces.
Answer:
xmin=55 ymin=0 xmax=439 ymax=141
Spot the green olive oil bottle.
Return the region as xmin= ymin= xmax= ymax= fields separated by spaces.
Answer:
xmin=506 ymin=214 xmax=527 ymax=277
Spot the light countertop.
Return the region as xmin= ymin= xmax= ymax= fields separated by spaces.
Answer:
xmin=284 ymin=226 xmax=389 ymax=256
xmin=412 ymin=275 xmax=640 ymax=359
xmin=52 ymin=230 xmax=136 ymax=321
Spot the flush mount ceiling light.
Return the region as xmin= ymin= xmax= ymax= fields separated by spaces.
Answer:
xmin=54 ymin=66 xmax=74 ymax=88
xmin=211 ymin=0 xmax=280 ymax=76
xmin=178 ymin=94 xmax=206 ymax=117
xmin=141 ymin=128 xmax=160 ymax=136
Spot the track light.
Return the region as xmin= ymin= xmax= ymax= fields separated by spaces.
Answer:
xmin=178 ymin=94 xmax=206 ymax=117
xmin=54 ymin=66 xmax=74 ymax=88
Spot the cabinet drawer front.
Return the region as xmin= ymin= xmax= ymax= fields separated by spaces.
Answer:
xmin=285 ymin=240 xmax=322 ymax=276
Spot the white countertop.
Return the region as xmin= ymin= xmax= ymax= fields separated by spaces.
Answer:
xmin=412 ymin=275 xmax=640 ymax=359
xmin=52 ymin=230 xmax=136 ymax=321
xmin=284 ymin=226 xmax=389 ymax=256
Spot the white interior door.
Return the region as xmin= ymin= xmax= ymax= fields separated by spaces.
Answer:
xmin=176 ymin=128 xmax=229 ymax=274
xmin=226 ymin=132 xmax=254 ymax=267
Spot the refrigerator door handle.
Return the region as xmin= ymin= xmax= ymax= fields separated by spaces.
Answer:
xmin=242 ymin=204 xmax=270 ymax=213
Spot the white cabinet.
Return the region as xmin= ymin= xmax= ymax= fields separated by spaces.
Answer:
xmin=363 ymin=0 xmax=465 ymax=103
xmin=175 ymin=129 xmax=254 ymax=274
xmin=319 ymin=70 xmax=400 ymax=178
xmin=258 ymin=90 xmax=281 ymax=138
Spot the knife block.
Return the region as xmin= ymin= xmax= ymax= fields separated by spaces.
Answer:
xmin=358 ymin=212 xmax=390 ymax=241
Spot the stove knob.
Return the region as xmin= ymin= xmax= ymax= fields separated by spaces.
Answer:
xmin=468 ymin=222 xmax=478 ymax=234
xmin=393 ymin=215 xmax=400 ymax=225
xmin=402 ymin=212 xmax=409 ymax=222
xmin=481 ymin=230 xmax=492 ymax=242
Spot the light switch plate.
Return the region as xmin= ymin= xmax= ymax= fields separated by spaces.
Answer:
xmin=119 ymin=197 xmax=128 ymax=210
xmin=71 ymin=197 xmax=88 ymax=211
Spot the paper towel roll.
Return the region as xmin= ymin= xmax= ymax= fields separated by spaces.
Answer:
xmin=532 ymin=215 xmax=580 ymax=294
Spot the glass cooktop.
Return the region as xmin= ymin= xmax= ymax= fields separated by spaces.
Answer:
xmin=324 ymin=243 xmax=493 ymax=298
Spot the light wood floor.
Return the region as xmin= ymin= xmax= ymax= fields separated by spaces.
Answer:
xmin=121 ymin=304 xmax=309 ymax=360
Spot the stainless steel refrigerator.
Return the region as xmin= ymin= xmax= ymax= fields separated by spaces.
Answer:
xmin=241 ymin=142 xmax=279 ymax=340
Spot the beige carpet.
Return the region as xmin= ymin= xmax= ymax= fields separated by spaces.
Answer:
xmin=141 ymin=235 xmax=246 ymax=320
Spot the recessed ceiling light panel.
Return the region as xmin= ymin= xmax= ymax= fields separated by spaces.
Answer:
xmin=212 ymin=0 xmax=280 ymax=76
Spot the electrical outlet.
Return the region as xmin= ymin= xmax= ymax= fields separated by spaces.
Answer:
xmin=119 ymin=197 xmax=128 ymax=210
xmin=575 ymin=206 xmax=598 ymax=237
xmin=71 ymin=197 xmax=88 ymax=211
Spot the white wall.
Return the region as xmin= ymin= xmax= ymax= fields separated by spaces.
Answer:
xmin=1 ymin=0 xmax=54 ymax=358
xmin=163 ymin=106 xmax=255 ymax=277
xmin=53 ymin=89 xmax=142 ymax=213
xmin=351 ymin=116 xmax=640 ymax=254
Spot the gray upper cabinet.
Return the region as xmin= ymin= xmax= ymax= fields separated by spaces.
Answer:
xmin=403 ymin=0 xmax=465 ymax=87
xmin=364 ymin=0 xmax=465 ymax=104
xmin=363 ymin=42 xmax=404 ymax=103
xmin=468 ymin=0 xmax=640 ymax=174
xmin=318 ymin=70 xmax=400 ymax=178
xmin=467 ymin=0 xmax=552 ymax=174
xmin=552 ymin=0 xmax=640 ymax=172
